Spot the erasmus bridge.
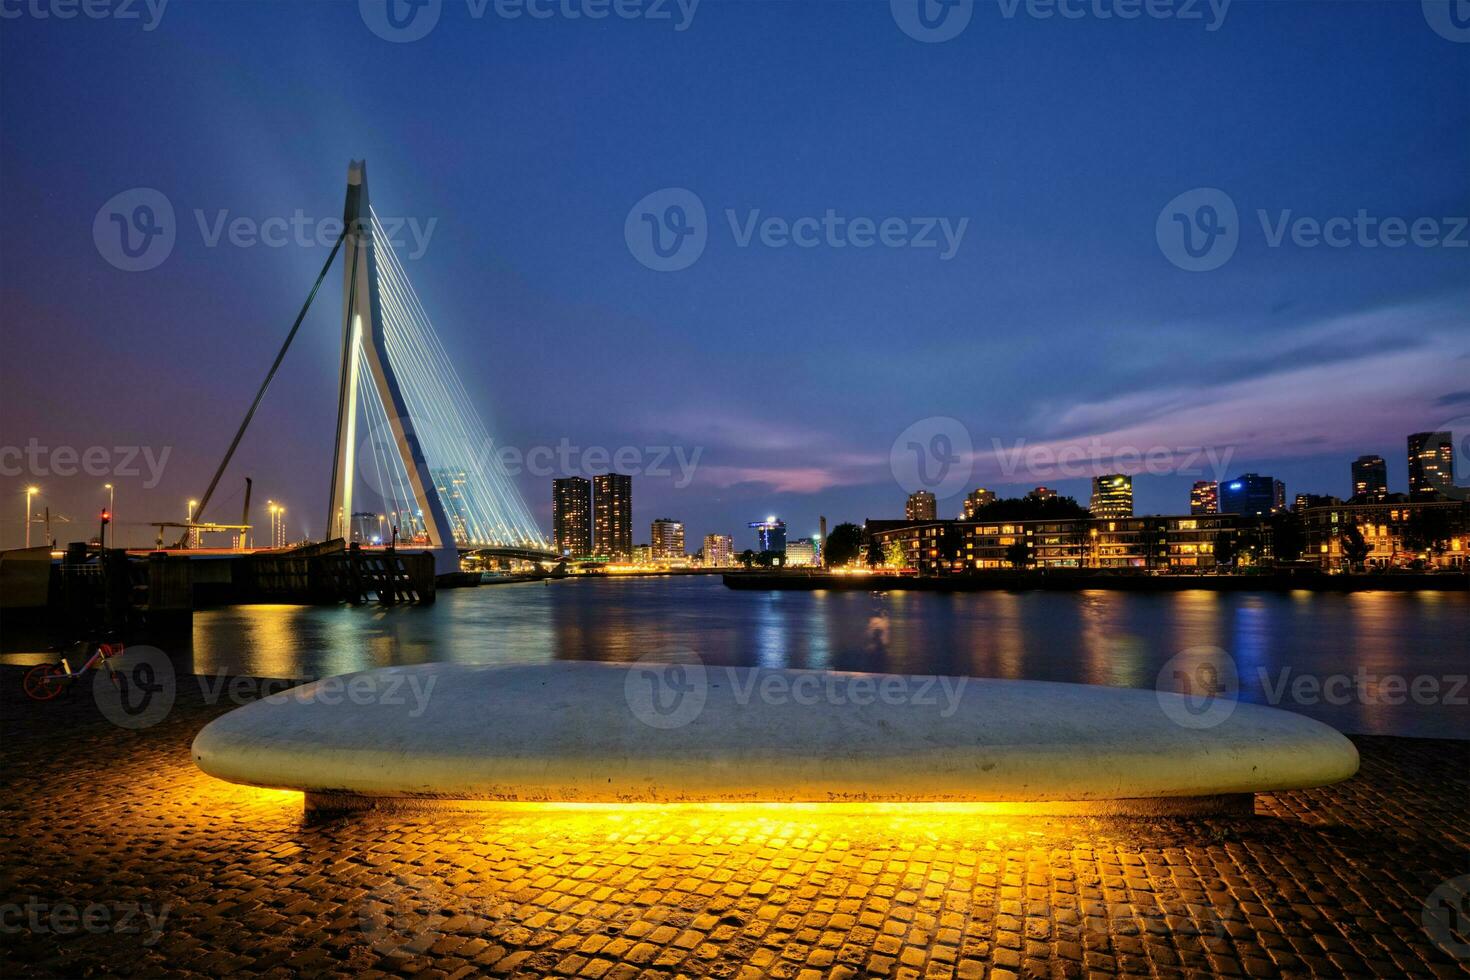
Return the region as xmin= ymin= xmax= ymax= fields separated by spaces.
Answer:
xmin=185 ymin=162 xmax=553 ymax=574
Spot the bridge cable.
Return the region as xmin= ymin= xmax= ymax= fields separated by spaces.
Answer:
xmin=179 ymin=229 xmax=348 ymax=546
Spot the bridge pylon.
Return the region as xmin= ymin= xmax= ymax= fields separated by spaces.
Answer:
xmin=326 ymin=161 xmax=459 ymax=576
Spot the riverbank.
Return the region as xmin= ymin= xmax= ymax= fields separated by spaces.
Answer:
xmin=724 ymin=570 xmax=1470 ymax=592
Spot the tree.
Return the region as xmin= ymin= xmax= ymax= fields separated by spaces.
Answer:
xmin=1268 ymin=512 xmax=1306 ymax=564
xmin=754 ymin=550 xmax=780 ymax=568
xmin=969 ymin=495 xmax=1089 ymax=522
xmin=823 ymin=522 xmax=864 ymax=567
xmin=883 ymin=539 xmax=907 ymax=569
xmin=866 ymin=537 xmax=885 ymax=567
xmin=1005 ymin=538 xmax=1032 ymax=569
xmin=1339 ymin=522 xmax=1371 ymax=572
xmin=1404 ymin=508 xmax=1454 ymax=559
xmin=1212 ymin=531 xmax=1237 ymax=570
xmin=738 ymin=549 xmax=755 ymax=569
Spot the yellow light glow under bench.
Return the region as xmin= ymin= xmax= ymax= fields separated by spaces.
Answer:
xmin=191 ymin=663 xmax=1359 ymax=817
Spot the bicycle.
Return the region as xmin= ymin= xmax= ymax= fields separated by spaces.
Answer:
xmin=22 ymin=635 xmax=127 ymax=702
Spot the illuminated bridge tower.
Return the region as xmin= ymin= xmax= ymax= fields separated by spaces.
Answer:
xmin=326 ymin=162 xmax=460 ymax=575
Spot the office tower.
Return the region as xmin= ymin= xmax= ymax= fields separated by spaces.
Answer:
xmin=1190 ymin=480 xmax=1219 ymax=515
xmin=551 ymin=477 xmax=592 ymax=558
xmin=703 ymin=533 xmax=734 ymax=567
xmin=906 ymin=490 xmax=937 ymax=521
xmin=1027 ymin=486 xmax=1057 ymax=502
xmin=1351 ymin=455 xmax=1388 ymax=503
xmin=650 ymin=518 xmax=685 ymax=559
xmin=1219 ymin=473 xmax=1280 ymax=517
xmin=962 ymin=488 xmax=996 ymax=519
xmin=1089 ymin=474 xmax=1133 ymax=519
xmin=748 ymin=517 xmax=786 ymax=555
xmin=593 ymin=473 xmax=632 ymax=560
xmin=1408 ymin=432 xmax=1453 ymax=500
xmin=785 ymin=538 xmax=818 ymax=566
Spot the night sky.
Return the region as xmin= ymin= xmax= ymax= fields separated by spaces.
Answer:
xmin=2 ymin=0 xmax=1467 ymax=550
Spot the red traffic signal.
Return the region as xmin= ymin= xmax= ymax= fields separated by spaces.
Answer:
xmin=100 ymin=510 xmax=111 ymax=524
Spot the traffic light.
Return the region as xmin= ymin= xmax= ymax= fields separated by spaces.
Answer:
xmin=100 ymin=509 xmax=111 ymax=525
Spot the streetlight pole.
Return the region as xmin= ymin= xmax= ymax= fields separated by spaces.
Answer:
xmin=24 ymin=486 xmax=38 ymax=549
xmin=187 ymin=499 xmax=198 ymax=549
xmin=104 ymin=484 xmax=114 ymax=549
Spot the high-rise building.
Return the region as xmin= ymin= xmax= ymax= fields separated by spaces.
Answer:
xmin=1294 ymin=493 xmax=1339 ymax=511
xmin=749 ymin=517 xmax=786 ymax=555
xmin=906 ymin=490 xmax=937 ymax=521
xmin=650 ymin=518 xmax=685 ymax=559
xmin=1351 ymin=455 xmax=1388 ymax=503
xmin=551 ymin=477 xmax=592 ymax=558
xmin=1408 ymin=432 xmax=1454 ymax=501
xmin=593 ymin=473 xmax=632 ymax=560
xmin=1219 ymin=473 xmax=1281 ymax=517
xmin=1190 ymin=481 xmax=1219 ymax=515
xmin=1089 ymin=474 xmax=1133 ymax=519
xmin=703 ymin=533 xmax=734 ymax=567
xmin=1027 ymin=486 xmax=1057 ymax=502
xmin=785 ymin=538 xmax=818 ymax=566
xmin=962 ymin=488 xmax=996 ymax=519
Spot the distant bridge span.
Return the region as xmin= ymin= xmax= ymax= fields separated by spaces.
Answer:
xmin=464 ymin=546 xmax=563 ymax=564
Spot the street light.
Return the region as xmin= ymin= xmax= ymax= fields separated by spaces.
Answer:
xmin=24 ymin=486 xmax=38 ymax=549
xmin=103 ymin=483 xmax=114 ymax=549
xmin=267 ymin=501 xmax=278 ymax=549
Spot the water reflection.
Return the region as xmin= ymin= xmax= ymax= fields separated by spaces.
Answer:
xmin=5 ymin=577 xmax=1464 ymax=738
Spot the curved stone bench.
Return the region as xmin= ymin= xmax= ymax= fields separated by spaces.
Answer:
xmin=191 ymin=662 xmax=1359 ymax=815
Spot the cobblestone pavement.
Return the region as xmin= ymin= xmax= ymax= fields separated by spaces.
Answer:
xmin=2 ymin=665 xmax=1467 ymax=979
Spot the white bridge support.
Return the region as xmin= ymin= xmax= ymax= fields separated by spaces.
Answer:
xmin=327 ymin=161 xmax=459 ymax=576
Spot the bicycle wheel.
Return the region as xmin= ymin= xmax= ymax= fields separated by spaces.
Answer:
xmin=22 ymin=663 xmax=70 ymax=701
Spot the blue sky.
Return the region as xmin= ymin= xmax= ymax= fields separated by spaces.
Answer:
xmin=2 ymin=0 xmax=1467 ymax=549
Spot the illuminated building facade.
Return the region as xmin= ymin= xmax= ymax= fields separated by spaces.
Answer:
xmin=748 ymin=518 xmax=786 ymax=556
xmin=785 ymin=538 xmax=818 ymax=567
xmin=650 ymin=518 xmax=685 ymax=560
xmin=1089 ymin=474 xmax=1133 ymax=519
xmin=906 ymin=490 xmax=937 ymax=521
xmin=1294 ymin=493 xmax=1339 ymax=511
xmin=1219 ymin=473 xmax=1282 ymax=517
xmin=1351 ymin=454 xmax=1388 ymax=503
xmin=703 ymin=533 xmax=734 ymax=567
xmin=552 ymin=477 xmax=591 ymax=558
xmin=1302 ymin=499 xmax=1468 ymax=570
xmin=1027 ymin=486 xmax=1057 ymax=502
xmin=1190 ymin=480 xmax=1218 ymax=515
xmin=962 ymin=488 xmax=996 ymax=519
xmin=1408 ymin=431 xmax=1454 ymax=500
xmin=593 ymin=473 xmax=632 ymax=560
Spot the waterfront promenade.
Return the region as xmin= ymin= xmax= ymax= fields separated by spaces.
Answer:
xmin=3 ymin=666 xmax=1467 ymax=978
